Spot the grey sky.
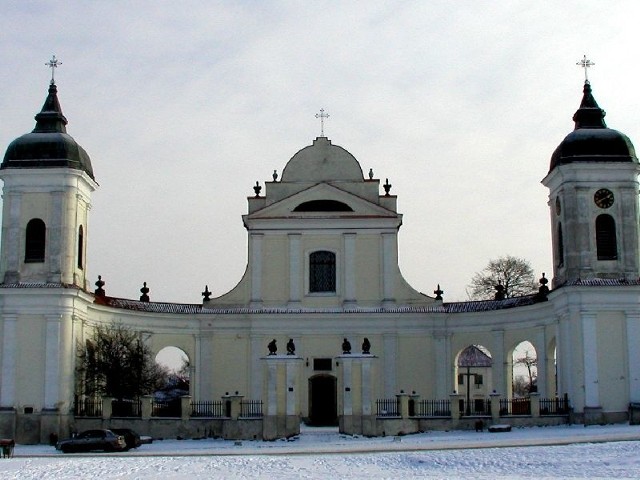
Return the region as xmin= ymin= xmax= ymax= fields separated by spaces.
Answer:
xmin=1 ymin=2 xmax=638 ymax=303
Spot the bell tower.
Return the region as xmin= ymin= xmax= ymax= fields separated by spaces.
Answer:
xmin=542 ymin=79 xmax=639 ymax=287
xmin=0 ymin=73 xmax=97 ymax=287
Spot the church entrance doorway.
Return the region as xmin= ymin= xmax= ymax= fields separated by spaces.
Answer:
xmin=308 ymin=375 xmax=338 ymax=426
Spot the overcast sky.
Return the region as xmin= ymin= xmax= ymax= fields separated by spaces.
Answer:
xmin=1 ymin=1 xmax=638 ymax=303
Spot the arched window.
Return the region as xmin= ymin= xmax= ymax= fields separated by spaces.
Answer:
xmin=596 ymin=214 xmax=617 ymax=260
xmin=309 ymin=251 xmax=336 ymax=293
xmin=25 ymin=218 xmax=46 ymax=263
xmin=556 ymin=223 xmax=564 ymax=267
xmin=77 ymin=225 xmax=84 ymax=269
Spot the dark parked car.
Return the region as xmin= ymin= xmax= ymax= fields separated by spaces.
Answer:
xmin=56 ymin=429 xmax=126 ymax=453
xmin=110 ymin=428 xmax=142 ymax=450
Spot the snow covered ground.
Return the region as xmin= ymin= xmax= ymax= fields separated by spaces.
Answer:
xmin=4 ymin=423 xmax=640 ymax=479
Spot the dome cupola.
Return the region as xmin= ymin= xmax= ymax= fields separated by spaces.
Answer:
xmin=549 ymin=81 xmax=637 ymax=172
xmin=1 ymin=82 xmax=95 ymax=179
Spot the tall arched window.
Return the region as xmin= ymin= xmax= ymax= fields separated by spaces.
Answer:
xmin=556 ymin=223 xmax=564 ymax=267
xmin=309 ymin=251 xmax=336 ymax=293
xmin=25 ymin=218 xmax=46 ymax=263
xmin=596 ymin=214 xmax=617 ymax=260
xmin=77 ymin=225 xmax=84 ymax=269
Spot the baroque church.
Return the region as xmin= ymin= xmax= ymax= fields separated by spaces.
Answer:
xmin=1 ymin=66 xmax=639 ymax=443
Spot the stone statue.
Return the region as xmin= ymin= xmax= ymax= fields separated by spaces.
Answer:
xmin=286 ymin=338 xmax=295 ymax=355
xmin=268 ymin=339 xmax=277 ymax=355
xmin=342 ymin=338 xmax=351 ymax=354
xmin=362 ymin=337 xmax=371 ymax=354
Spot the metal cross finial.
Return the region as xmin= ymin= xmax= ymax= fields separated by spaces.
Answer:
xmin=46 ymin=55 xmax=62 ymax=85
xmin=315 ymin=108 xmax=330 ymax=137
xmin=576 ymin=55 xmax=595 ymax=83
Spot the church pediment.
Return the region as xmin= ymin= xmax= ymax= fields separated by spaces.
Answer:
xmin=246 ymin=183 xmax=398 ymax=220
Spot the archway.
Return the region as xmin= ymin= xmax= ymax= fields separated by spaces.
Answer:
xmin=511 ymin=341 xmax=537 ymax=397
xmin=154 ymin=347 xmax=190 ymax=416
xmin=308 ymin=375 xmax=337 ymax=426
xmin=455 ymin=345 xmax=493 ymax=415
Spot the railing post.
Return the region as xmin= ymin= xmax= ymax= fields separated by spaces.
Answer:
xmin=490 ymin=391 xmax=501 ymax=423
xmin=101 ymin=397 xmax=113 ymax=420
xmin=449 ymin=393 xmax=461 ymax=426
xmin=396 ymin=391 xmax=409 ymax=419
xmin=181 ymin=395 xmax=192 ymax=421
xmin=141 ymin=395 xmax=152 ymax=420
xmin=530 ymin=392 xmax=540 ymax=418
xmin=224 ymin=393 xmax=243 ymax=420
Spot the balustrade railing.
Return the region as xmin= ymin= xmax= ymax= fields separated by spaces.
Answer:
xmin=460 ymin=398 xmax=491 ymax=416
xmin=499 ymin=397 xmax=531 ymax=416
xmin=540 ymin=396 xmax=570 ymax=415
xmin=73 ymin=396 xmax=102 ymax=417
xmin=376 ymin=398 xmax=399 ymax=417
xmin=414 ymin=399 xmax=451 ymax=417
xmin=112 ymin=398 xmax=142 ymax=417
xmin=191 ymin=400 xmax=225 ymax=417
xmin=240 ymin=400 xmax=263 ymax=417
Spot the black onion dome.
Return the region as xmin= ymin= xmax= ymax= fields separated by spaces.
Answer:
xmin=549 ymin=82 xmax=636 ymax=172
xmin=2 ymin=83 xmax=94 ymax=179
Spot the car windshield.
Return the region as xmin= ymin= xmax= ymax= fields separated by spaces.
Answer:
xmin=79 ymin=431 xmax=104 ymax=438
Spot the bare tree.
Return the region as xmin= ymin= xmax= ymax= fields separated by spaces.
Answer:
xmin=467 ymin=255 xmax=538 ymax=300
xmin=77 ymin=323 xmax=167 ymax=399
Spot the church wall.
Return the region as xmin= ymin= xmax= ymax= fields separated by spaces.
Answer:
xmin=354 ymin=235 xmax=382 ymax=304
xmin=395 ymin=334 xmax=434 ymax=397
xmin=211 ymin=334 xmax=250 ymax=397
xmin=15 ymin=315 xmax=46 ymax=410
xmin=262 ymin=235 xmax=289 ymax=305
xmin=596 ymin=311 xmax=628 ymax=413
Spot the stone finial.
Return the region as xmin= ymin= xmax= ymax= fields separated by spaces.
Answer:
xmin=94 ymin=275 xmax=105 ymax=297
xmin=494 ymin=281 xmax=505 ymax=301
xmin=537 ymin=272 xmax=550 ymax=299
xmin=140 ymin=282 xmax=150 ymax=302
xmin=253 ymin=181 xmax=262 ymax=197
xmin=434 ymin=284 xmax=444 ymax=301
xmin=202 ymin=285 xmax=212 ymax=302
xmin=383 ymin=178 xmax=392 ymax=196
xmin=368 ymin=168 xmax=374 ymax=180
xmin=272 ymin=170 xmax=278 ymax=182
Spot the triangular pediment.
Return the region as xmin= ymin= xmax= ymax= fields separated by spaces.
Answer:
xmin=248 ymin=183 xmax=397 ymax=219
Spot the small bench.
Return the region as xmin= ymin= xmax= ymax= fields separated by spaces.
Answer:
xmin=488 ymin=424 xmax=512 ymax=433
xmin=0 ymin=439 xmax=14 ymax=458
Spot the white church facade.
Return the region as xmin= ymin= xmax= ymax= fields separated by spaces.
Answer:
xmin=1 ymin=74 xmax=639 ymax=443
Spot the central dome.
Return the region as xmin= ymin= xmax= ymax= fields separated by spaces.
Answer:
xmin=280 ymin=137 xmax=364 ymax=182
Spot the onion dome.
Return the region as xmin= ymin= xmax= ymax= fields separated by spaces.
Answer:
xmin=549 ymin=82 xmax=637 ymax=172
xmin=280 ymin=136 xmax=364 ymax=182
xmin=2 ymin=82 xmax=94 ymax=179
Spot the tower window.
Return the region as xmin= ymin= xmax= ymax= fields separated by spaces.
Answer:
xmin=309 ymin=251 xmax=336 ymax=293
xmin=596 ymin=214 xmax=617 ymax=260
xmin=77 ymin=225 xmax=84 ymax=269
xmin=25 ymin=218 xmax=46 ymax=263
xmin=557 ymin=223 xmax=564 ymax=267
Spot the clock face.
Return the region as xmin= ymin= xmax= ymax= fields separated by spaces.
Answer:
xmin=594 ymin=188 xmax=614 ymax=209
xmin=555 ymin=197 xmax=561 ymax=215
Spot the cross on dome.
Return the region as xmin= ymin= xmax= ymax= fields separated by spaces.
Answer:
xmin=315 ymin=108 xmax=329 ymax=137
xmin=46 ymin=55 xmax=62 ymax=85
xmin=576 ymin=55 xmax=594 ymax=84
